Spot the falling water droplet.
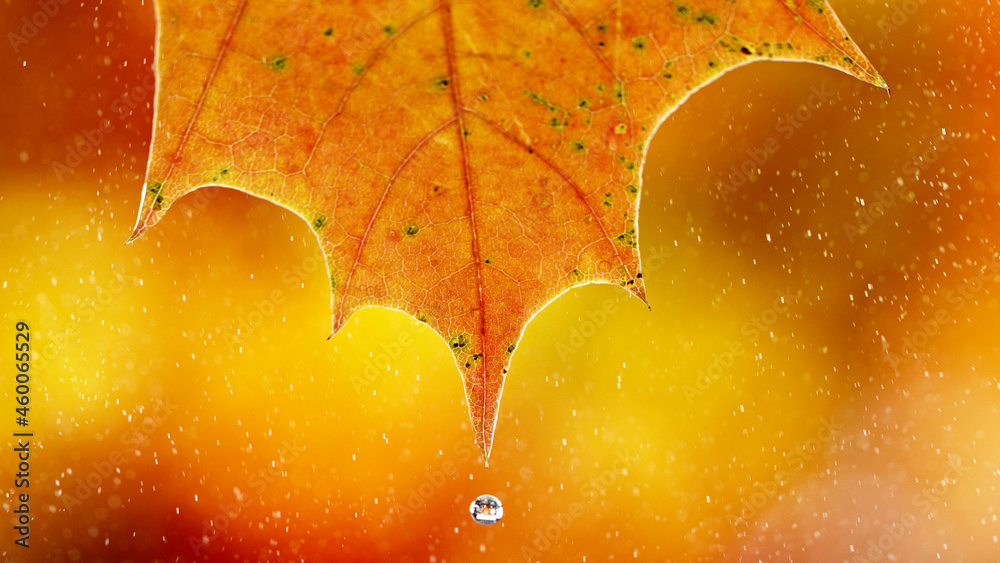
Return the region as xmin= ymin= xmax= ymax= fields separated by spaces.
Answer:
xmin=469 ymin=494 xmax=503 ymax=525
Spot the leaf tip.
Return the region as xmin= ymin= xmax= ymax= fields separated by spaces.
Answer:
xmin=125 ymin=206 xmax=152 ymax=244
xmin=874 ymin=74 xmax=891 ymax=96
xmin=330 ymin=314 xmax=346 ymax=339
xmin=479 ymin=438 xmax=492 ymax=467
xmin=628 ymin=280 xmax=649 ymax=309
xmin=124 ymin=224 xmax=145 ymax=245
xmin=128 ymin=179 xmax=169 ymax=244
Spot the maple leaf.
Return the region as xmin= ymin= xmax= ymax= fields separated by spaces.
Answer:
xmin=128 ymin=0 xmax=884 ymax=462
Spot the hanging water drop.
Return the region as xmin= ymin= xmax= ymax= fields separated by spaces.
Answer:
xmin=469 ymin=494 xmax=503 ymax=525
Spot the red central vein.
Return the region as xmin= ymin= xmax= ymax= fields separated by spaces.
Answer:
xmin=336 ymin=118 xmax=457 ymax=327
xmin=157 ymin=0 xmax=248 ymax=194
xmin=440 ymin=0 xmax=490 ymax=445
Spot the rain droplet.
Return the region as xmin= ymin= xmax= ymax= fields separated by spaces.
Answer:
xmin=469 ymin=494 xmax=503 ymax=525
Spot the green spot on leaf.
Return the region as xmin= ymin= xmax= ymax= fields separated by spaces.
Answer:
xmin=695 ymin=12 xmax=717 ymax=25
xmin=526 ymin=90 xmax=550 ymax=107
xmin=403 ymin=223 xmax=419 ymax=236
xmin=464 ymin=352 xmax=483 ymax=369
xmin=616 ymin=228 xmax=637 ymax=248
xmin=268 ymin=55 xmax=288 ymax=71
xmin=147 ymin=182 xmax=165 ymax=210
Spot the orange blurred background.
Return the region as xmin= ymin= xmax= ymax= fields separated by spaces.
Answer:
xmin=2 ymin=0 xmax=999 ymax=561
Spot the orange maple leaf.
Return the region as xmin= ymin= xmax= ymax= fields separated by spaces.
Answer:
xmin=128 ymin=0 xmax=884 ymax=462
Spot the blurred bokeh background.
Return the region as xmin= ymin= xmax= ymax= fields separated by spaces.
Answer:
xmin=2 ymin=0 xmax=998 ymax=561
